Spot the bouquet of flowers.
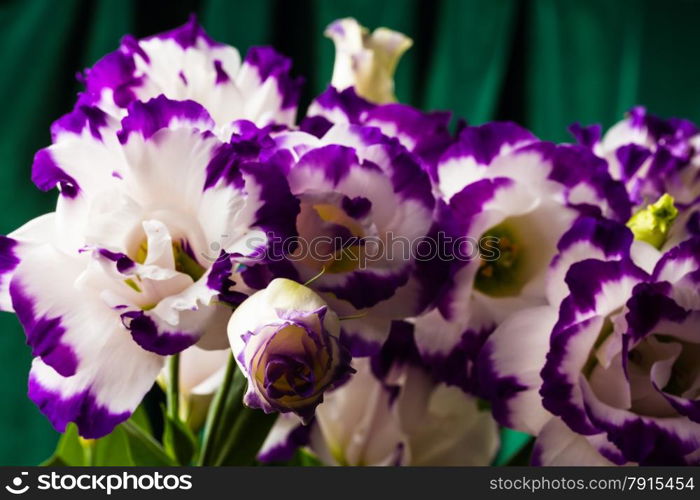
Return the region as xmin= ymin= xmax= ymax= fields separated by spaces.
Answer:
xmin=3 ymin=16 xmax=699 ymax=466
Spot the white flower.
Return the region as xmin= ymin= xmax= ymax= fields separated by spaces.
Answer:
xmin=325 ymin=18 xmax=412 ymax=104
xmin=311 ymin=358 xmax=498 ymax=466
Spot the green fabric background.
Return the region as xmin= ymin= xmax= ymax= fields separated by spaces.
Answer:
xmin=1 ymin=0 xmax=699 ymax=465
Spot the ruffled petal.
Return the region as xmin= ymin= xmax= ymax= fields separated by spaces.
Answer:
xmin=479 ymin=306 xmax=558 ymax=434
xmin=29 ymin=348 xmax=162 ymax=439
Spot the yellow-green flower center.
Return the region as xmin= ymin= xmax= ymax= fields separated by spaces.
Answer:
xmin=134 ymin=239 xmax=205 ymax=281
xmin=626 ymin=193 xmax=678 ymax=249
xmin=474 ymin=220 xmax=531 ymax=297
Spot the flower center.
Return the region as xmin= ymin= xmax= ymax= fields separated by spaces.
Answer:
xmin=313 ymin=203 xmax=365 ymax=238
xmin=655 ymin=335 xmax=700 ymax=399
xmin=294 ymin=199 xmax=369 ymax=274
xmin=134 ymin=238 xmax=205 ymax=281
xmin=254 ymin=323 xmax=329 ymax=404
xmin=626 ymin=193 xmax=678 ymax=249
xmin=582 ymin=313 xmax=618 ymax=377
xmin=172 ymin=241 xmax=206 ymax=281
xmin=624 ymin=335 xmax=685 ymax=417
xmin=474 ymin=219 xmax=530 ymax=297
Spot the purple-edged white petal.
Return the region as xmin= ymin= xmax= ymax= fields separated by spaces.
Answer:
xmin=478 ymin=305 xmax=558 ymax=434
xmin=9 ymin=245 xmax=164 ymax=437
xmin=437 ymin=122 xmax=537 ymax=200
xmin=580 ymin=377 xmax=700 ymax=465
xmin=80 ymin=16 xmax=301 ymax=131
xmin=29 ymin=348 xmax=162 ymax=439
xmin=531 ymin=417 xmax=616 ymax=466
xmin=0 ymin=214 xmax=57 ymax=312
xmin=547 ymin=217 xmax=635 ymax=307
xmin=305 ymin=86 xmax=452 ymax=176
xmin=11 ymin=245 xmax=111 ymax=378
xmin=257 ymin=414 xmax=311 ymax=463
xmin=596 ymin=107 xmax=700 ymax=207
xmin=541 ymin=259 xmax=649 ymax=434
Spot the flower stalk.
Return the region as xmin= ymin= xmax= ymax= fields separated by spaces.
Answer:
xmin=166 ymin=354 xmax=181 ymax=422
xmin=197 ymin=353 xmax=236 ymax=466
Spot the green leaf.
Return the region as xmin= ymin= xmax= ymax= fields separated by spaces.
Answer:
xmin=40 ymin=423 xmax=85 ymax=466
xmin=298 ymin=449 xmax=323 ymax=466
xmin=40 ymin=405 xmax=167 ymax=467
xmin=213 ymin=405 xmax=277 ymax=465
xmin=129 ymin=404 xmax=153 ymax=435
xmin=504 ymin=438 xmax=535 ymax=466
xmin=92 ymin=427 xmax=133 ymax=466
xmin=121 ymin=420 xmax=176 ymax=466
xmin=493 ymin=428 xmax=534 ymax=466
xmin=92 ymin=405 xmax=157 ymax=465
xmin=163 ymin=412 xmax=198 ymax=465
xmin=199 ymin=359 xmax=276 ymax=465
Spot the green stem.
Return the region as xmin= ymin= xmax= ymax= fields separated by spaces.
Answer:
xmin=167 ymin=354 xmax=180 ymax=421
xmin=82 ymin=439 xmax=96 ymax=466
xmin=197 ymin=353 xmax=236 ymax=466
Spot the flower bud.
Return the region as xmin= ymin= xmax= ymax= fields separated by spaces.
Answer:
xmin=626 ymin=193 xmax=678 ymax=248
xmin=228 ymin=278 xmax=353 ymax=422
xmin=326 ymin=17 xmax=412 ymax=103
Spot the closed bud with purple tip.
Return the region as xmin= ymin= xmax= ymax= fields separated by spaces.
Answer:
xmin=228 ymin=278 xmax=354 ymax=422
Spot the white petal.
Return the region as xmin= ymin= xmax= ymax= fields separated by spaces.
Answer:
xmin=533 ymin=418 xmax=615 ymax=466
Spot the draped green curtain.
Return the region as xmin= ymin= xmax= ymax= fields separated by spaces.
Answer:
xmin=2 ymin=0 xmax=699 ymax=465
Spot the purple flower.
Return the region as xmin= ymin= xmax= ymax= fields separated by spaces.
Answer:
xmin=228 ymin=278 xmax=353 ymax=422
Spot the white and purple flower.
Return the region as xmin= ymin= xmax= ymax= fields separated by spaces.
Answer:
xmin=0 ymin=97 xmax=298 ymax=438
xmin=480 ymin=214 xmax=700 ymax=465
xmin=258 ymin=321 xmax=499 ymax=466
xmin=303 ymin=86 xmax=453 ymax=178
xmin=411 ymin=122 xmax=631 ymax=392
xmin=228 ymin=278 xmax=353 ymax=421
xmin=242 ymin=121 xmax=437 ymax=355
xmin=76 ymin=16 xmax=302 ymax=134
xmin=571 ymin=107 xmax=700 ymax=209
